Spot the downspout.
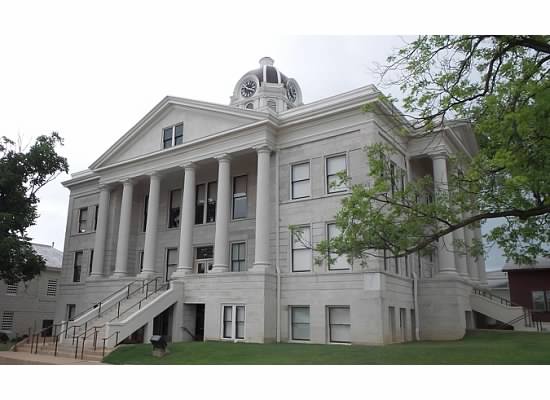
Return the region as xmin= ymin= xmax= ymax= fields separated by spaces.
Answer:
xmin=406 ymin=153 xmax=420 ymax=341
xmin=275 ymin=150 xmax=281 ymax=342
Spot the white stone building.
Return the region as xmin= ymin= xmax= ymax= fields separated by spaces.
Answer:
xmin=1 ymin=243 xmax=62 ymax=338
xmin=55 ymin=57 xmax=492 ymax=348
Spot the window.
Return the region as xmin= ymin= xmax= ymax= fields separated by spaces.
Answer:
xmin=93 ymin=205 xmax=99 ymax=231
xmin=143 ymin=195 xmax=149 ymax=232
xmin=73 ymin=251 xmax=83 ymax=282
xmin=162 ymin=123 xmax=184 ymax=149
xmin=6 ymin=283 xmax=17 ymax=295
xmin=292 ymin=226 xmax=312 ymax=272
xmin=169 ymin=189 xmax=181 ymax=228
xmin=41 ymin=320 xmax=54 ymax=337
xmin=532 ymin=291 xmax=550 ymax=312
xmin=46 ymin=280 xmax=57 ymax=296
xmin=195 ymin=182 xmax=217 ymax=224
xmin=66 ymin=304 xmax=76 ymax=321
xmin=231 ymin=242 xmax=246 ymax=272
xmin=78 ymin=207 xmax=88 ymax=233
xmin=390 ymin=161 xmax=406 ymax=195
xmin=328 ymin=306 xmax=351 ymax=343
xmin=166 ymin=248 xmax=178 ymax=281
xmin=291 ymin=306 xmax=310 ymax=341
xmin=1 ymin=311 xmax=14 ymax=330
xmin=195 ymin=246 xmax=214 ymax=274
xmin=88 ymin=250 xmax=94 ymax=275
xmin=327 ymin=223 xmax=350 ymax=270
xmin=138 ymin=250 xmax=144 ymax=272
xmin=326 ymin=154 xmax=347 ymax=193
xmin=291 ymin=162 xmax=310 ymax=199
xmin=222 ymin=305 xmax=245 ymax=340
xmin=267 ymin=99 xmax=276 ymax=111
xmin=245 ymin=102 xmax=254 ymax=110
xmin=232 ymin=175 xmax=248 ymax=219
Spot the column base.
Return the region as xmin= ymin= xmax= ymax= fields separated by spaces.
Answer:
xmin=137 ymin=270 xmax=159 ymax=280
xmin=250 ymin=262 xmax=271 ymax=272
xmin=171 ymin=267 xmax=193 ymax=279
xmin=111 ymin=272 xmax=129 ymax=279
xmin=437 ymin=269 xmax=459 ymax=276
xmin=211 ymin=264 xmax=229 ymax=273
xmin=87 ymin=273 xmax=105 ymax=281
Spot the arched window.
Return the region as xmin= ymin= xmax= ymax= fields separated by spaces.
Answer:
xmin=245 ymin=102 xmax=254 ymax=110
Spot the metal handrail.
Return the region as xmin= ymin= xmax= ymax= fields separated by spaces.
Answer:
xmin=109 ymin=280 xmax=170 ymax=323
xmin=102 ymin=331 xmax=120 ymax=357
xmin=472 ymin=288 xmax=522 ymax=308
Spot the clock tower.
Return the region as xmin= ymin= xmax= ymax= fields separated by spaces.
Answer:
xmin=230 ymin=57 xmax=303 ymax=113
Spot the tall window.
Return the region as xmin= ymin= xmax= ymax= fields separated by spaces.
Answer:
xmin=326 ymin=154 xmax=347 ymax=193
xmin=328 ymin=306 xmax=351 ymax=343
xmin=291 ymin=306 xmax=310 ymax=341
xmin=46 ymin=280 xmax=57 ymax=297
xmin=327 ymin=223 xmax=350 ymax=270
xmin=169 ymin=189 xmax=181 ymax=228
xmin=195 ymin=182 xmax=217 ymax=224
xmin=66 ymin=304 xmax=76 ymax=321
xmin=78 ymin=207 xmax=88 ymax=233
xmin=231 ymin=242 xmax=246 ymax=272
xmin=88 ymin=250 xmax=94 ymax=275
xmin=390 ymin=161 xmax=406 ymax=195
xmin=222 ymin=305 xmax=245 ymax=340
xmin=1 ymin=311 xmax=14 ymax=330
xmin=6 ymin=283 xmax=17 ymax=295
xmin=292 ymin=226 xmax=312 ymax=272
xmin=162 ymin=123 xmax=184 ymax=149
xmin=93 ymin=205 xmax=99 ymax=231
xmin=232 ymin=175 xmax=248 ymax=219
xmin=143 ymin=195 xmax=149 ymax=232
xmin=166 ymin=248 xmax=178 ymax=281
xmin=291 ymin=162 xmax=310 ymax=199
xmin=532 ymin=291 xmax=550 ymax=312
xmin=138 ymin=250 xmax=144 ymax=272
xmin=73 ymin=251 xmax=83 ymax=282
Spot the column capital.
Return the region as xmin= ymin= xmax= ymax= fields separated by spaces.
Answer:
xmin=180 ymin=162 xmax=197 ymax=171
xmin=253 ymin=144 xmax=273 ymax=154
xmin=429 ymin=152 xmax=448 ymax=161
xmin=97 ymin=183 xmax=113 ymax=191
xmin=120 ymin=177 xmax=136 ymax=186
xmin=214 ymin=153 xmax=232 ymax=162
xmin=147 ymin=170 xmax=162 ymax=178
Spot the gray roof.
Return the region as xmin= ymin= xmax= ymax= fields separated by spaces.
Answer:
xmin=32 ymin=243 xmax=63 ymax=269
xmin=502 ymin=258 xmax=550 ymax=272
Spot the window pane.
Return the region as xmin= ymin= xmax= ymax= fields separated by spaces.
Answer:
xmin=330 ymin=307 xmax=350 ymax=324
xmin=174 ymin=123 xmax=183 ymax=145
xmin=292 ymin=307 xmax=310 ymax=324
xmin=233 ymin=197 xmax=247 ymax=219
xmin=327 ymin=224 xmax=350 ymax=270
xmin=328 ymin=174 xmax=346 ymax=192
xmin=206 ymin=182 xmax=217 ymax=222
xmin=532 ymin=291 xmax=545 ymax=311
xmin=330 ymin=324 xmax=350 ymax=343
xmin=233 ymin=176 xmax=247 ymax=196
xmin=292 ymin=249 xmax=312 ymax=272
xmin=196 ymin=246 xmax=213 ymax=259
xmin=236 ymin=322 xmax=245 ymax=339
xmin=327 ymin=155 xmax=346 ymax=175
xmin=74 ymin=251 xmax=83 ymax=266
xmin=223 ymin=321 xmax=232 ymax=338
xmin=167 ymin=248 xmax=178 ymax=265
xmin=292 ymin=227 xmax=310 ymax=249
xmin=169 ymin=189 xmax=181 ymax=228
xmin=292 ymin=323 xmax=310 ymax=340
xmin=546 ymin=291 xmax=550 ymax=311
xmin=163 ymin=127 xmax=173 ymax=148
xmin=195 ymin=184 xmax=205 ymax=224
xmin=292 ymin=180 xmax=310 ymax=199
xmin=292 ymin=163 xmax=310 ymax=181
xmin=236 ymin=306 xmax=245 ymax=322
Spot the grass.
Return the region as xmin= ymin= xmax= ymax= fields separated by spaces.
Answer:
xmin=103 ymin=330 xmax=550 ymax=364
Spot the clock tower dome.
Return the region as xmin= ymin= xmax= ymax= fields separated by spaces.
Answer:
xmin=230 ymin=57 xmax=303 ymax=113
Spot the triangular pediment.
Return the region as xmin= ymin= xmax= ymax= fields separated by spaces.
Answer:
xmin=90 ymin=96 xmax=267 ymax=170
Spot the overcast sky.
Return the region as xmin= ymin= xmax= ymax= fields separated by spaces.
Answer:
xmin=0 ymin=2 xmax=516 ymax=270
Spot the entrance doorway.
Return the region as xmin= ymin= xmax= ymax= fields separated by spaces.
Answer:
xmin=195 ymin=304 xmax=205 ymax=341
xmin=195 ymin=246 xmax=214 ymax=274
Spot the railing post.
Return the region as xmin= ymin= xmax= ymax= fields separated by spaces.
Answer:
xmin=34 ymin=334 xmax=38 ymax=354
xmin=102 ymin=339 xmax=106 ymax=357
xmin=81 ymin=336 xmax=86 ymax=360
xmin=117 ymin=302 xmax=121 ymax=318
xmin=93 ymin=329 xmax=98 ymax=351
xmin=116 ymin=332 xmax=119 ymax=346
xmin=54 ymin=335 xmax=59 ymax=356
xmin=145 ymin=283 xmax=149 ymax=300
xmin=30 ymin=335 xmax=34 ymax=354
xmin=155 ymin=278 xmax=158 ymax=292
xmin=75 ymin=337 xmax=79 ymax=359
xmin=98 ymin=302 xmax=102 ymax=317
xmin=127 ymin=284 xmax=130 ymax=299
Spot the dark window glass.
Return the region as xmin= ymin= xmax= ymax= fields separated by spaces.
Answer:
xmin=143 ymin=195 xmax=149 ymax=232
xmin=231 ymin=242 xmax=246 ymax=272
xmin=174 ymin=123 xmax=183 ymax=145
xmin=532 ymin=291 xmax=546 ymax=311
xmin=93 ymin=205 xmax=99 ymax=230
xmin=232 ymin=175 xmax=247 ymax=219
xmin=88 ymin=250 xmax=94 ymax=275
xmin=66 ymin=304 xmax=76 ymax=321
xmin=223 ymin=306 xmax=232 ymax=339
xmin=196 ymin=246 xmax=213 ymax=260
xmin=291 ymin=307 xmax=310 ymax=341
xmin=195 ymin=184 xmax=206 ymax=224
xmin=169 ymin=189 xmax=181 ymax=228
xmin=139 ymin=251 xmax=144 ymax=272
xmin=166 ymin=248 xmax=178 ymax=281
xmin=78 ymin=208 xmax=88 ymax=233
xmin=206 ymin=182 xmax=217 ymax=223
xmin=73 ymin=251 xmax=83 ymax=282
xmin=163 ymin=127 xmax=173 ymax=149
xmin=236 ymin=306 xmax=245 ymax=339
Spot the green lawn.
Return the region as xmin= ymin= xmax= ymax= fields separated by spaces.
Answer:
xmin=103 ymin=330 xmax=550 ymax=364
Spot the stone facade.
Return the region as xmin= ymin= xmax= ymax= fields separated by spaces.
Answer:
xmin=55 ymin=58 xmax=487 ymax=345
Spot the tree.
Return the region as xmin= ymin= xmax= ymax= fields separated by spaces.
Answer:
xmin=0 ymin=133 xmax=68 ymax=284
xmin=316 ymin=35 xmax=550 ymax=267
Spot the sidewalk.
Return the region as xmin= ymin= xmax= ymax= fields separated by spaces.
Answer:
xmin=0 ymin=351 xmax=101 ymax=365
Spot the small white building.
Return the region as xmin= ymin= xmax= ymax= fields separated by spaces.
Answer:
xmin=1 ymin=243 xmax=62 ymax=338
xmin=56 ymin=57 xmax=493 ymax=348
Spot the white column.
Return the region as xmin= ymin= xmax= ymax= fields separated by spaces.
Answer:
xmin=474 ymin=226 xmax=488 ymax=285
xmin=139 ymin=172 xmax=161 ymax=279
xmin=463 ymin=213 xmax=480 ymax=283
xmin=172 ymin=163 xmax=196 ymax=278
xmin=431 ymin=154 xmax=458 ymax=275
xmin=454 ymin=225 xmax=469 ymax=278
xmin=113 ymin=179 xmax=134 ymax=277
xmin=212 ymin=154 xmax=231 ymax=273
xmin=252 ymin=145 xmax=272 ymax=271
xmin=89 ymin=185 xmax=110 ymax=279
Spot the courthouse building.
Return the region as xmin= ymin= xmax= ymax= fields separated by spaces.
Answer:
xmin=56 ymin=57 xmax=490 ymax=347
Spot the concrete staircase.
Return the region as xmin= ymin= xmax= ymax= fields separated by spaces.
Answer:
xmin=14 ymin=340 xmax=107 ymax=362
xmin=470 ymin=288 xmax=539 ymax=331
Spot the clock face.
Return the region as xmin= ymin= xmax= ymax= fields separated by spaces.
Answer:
xmin=287 ymin=83 xmax=297 ymax=102
xmin=240 ymin=79 xmax=257 ymax=97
